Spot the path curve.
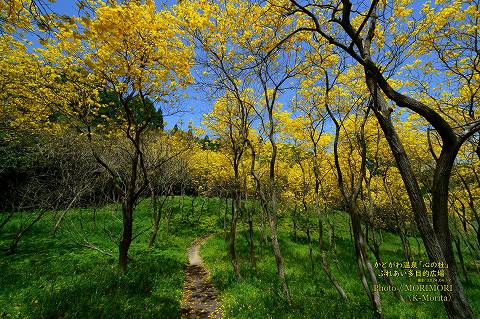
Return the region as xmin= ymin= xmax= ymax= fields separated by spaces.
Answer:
xmin=180 ymin=236 xmax=222 ymax=319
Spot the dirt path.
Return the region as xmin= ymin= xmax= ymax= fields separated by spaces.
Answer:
xmin=180 ymin=237 xmax=222 ymax=319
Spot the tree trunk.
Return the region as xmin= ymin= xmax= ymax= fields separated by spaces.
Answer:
xmin=267 ymin=209 xmax=291 ymax=303
xmin=229 ymin=191 xmax=242 ymax=279
xmin=306 ymin=227 xmax=314 ymax=271
xmin=259 ymin=202 xmax=268 ymax=246
xmin=149 ymin=219 xmax=160 ymax=249
xmin=119 ymin=202 xmax=133 ymax=273
xmin=181 ymin=190 xmax=185 ymax=221
xmin=93 ymin=208 xmax=97 ymax=231
xmin=197 ymin=197 xmax=206 ymax=222
xmin=453 ymin=236 xmax=470 ymax=284
xmin=319 ymin=218 xmax=348 ymax=300
xmin=367 ymin=225 xmax=404 ymax=302
xmin=328 ymin=219 xmax=340 ymax=269
xmin=370 ymin=82 xmax=474 ymax=318
xmin=457 ymin=172 xmax=480 ymax=250
xmin=292 ymin=204 xmax=298 ymax=241
xmin=431 ymin=147 xmax=467 ymax=281
xmin=166 ymin=207 xmax=172 ymax=234
xmin=248 ymin=216 xmax=256 ymax=268
xmin=7 ymin=211 xmax=45 ymax=255
xmin=52 ymin=194 xmax=79 ymax=236
xmin=268 ymin=137 xmax=291 ymax=303
xmin=224 ymin=197 xmax=228 ymax=240
xmin=350 ymin=207 xmax=383 ymax=317
xmin=247 ymin=138 xmax=290 ymax=302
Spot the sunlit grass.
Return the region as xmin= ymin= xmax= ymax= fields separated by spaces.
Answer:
xmin=0 ymin=196 xmax=221 ymax=318
xmin=1 ymin=199 xmax=478 ymax=318
xmin=202 ymin=211 xmax=480 ymax=319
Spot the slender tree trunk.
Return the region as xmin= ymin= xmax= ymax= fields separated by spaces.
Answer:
xmin=327 ymin=219 xmax=340 ymax=269
xmin=245 ymin=190 xmax=256 ymax=268
xmin=458 ymin=172 xmax=480 ymax=249
xmin=52 ymin=194 xmax=79 ymax=236
xmin=119 ymin=145 xmax=140 ymax=272
xmin=247 ymin=138 xmax=290 ymax=302
xmin=197 ymin=197 xmax=206 ymax=222
xmin=292 ymin=204 xmax=298 ymax=241
xmin=306 ymin=227 xmax=314 ymax=271
xmin=224 ymin=197 xmax=228 ymax=240
xmin=319 ymin=217 xmax=348 ymax=300
xmin=7 ymin=211 xmax=45 ymax=255
xmin=267 ymin=207 xmax=291 ymax=303
xmin=396 ymin=218 xmax=412 ymax=263
xmin=268 ymin=138 xmax=291 ymax=303
xmin=326 ymin=98 xmax=381 ymax=315
xmin=248 ymin=215 xmax=256 ymax=268
xmin=229 ymin=187 xmax=242 ymax=279
xmin=453 ymin=236 xmax=470 ymax=284
xmin=351 ymin=207 xmax=383 ymax=317
xmin=367 ymin=224 xmax=404 ymax=302
xmin=149 ymin=219 xmax=160 ymax=249
xmin=93 ymin=208 xmax=97 ymax=231
xmin=414 ymin=236 xmax=422 ymax=258
xmin=365 ymin=171 xmax=404 ymax=301
xmin=148 ymin=195 xmax=168 ymax=249
xmin=188 ymin=196 xmax=196 ymax=223
xmin=308 ymin=119 xmax=348 ymax=300
xmin=259 ymin=201 xmax=268 ymax=246
xmin=119 ymin=201 xmax=133 ymax=273
xmin=181 ymin=190 xmax=185 ymax=221
xmin=166 ymin=207 xmax=172 ymax=234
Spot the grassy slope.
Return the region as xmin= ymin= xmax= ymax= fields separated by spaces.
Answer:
xmin=201 ymin=211 xmax=480 ymax=319
xmin=0 ymin=197 xmax=221 ymax=319
xmin=1 ymin=198 xmax=478 ymax=318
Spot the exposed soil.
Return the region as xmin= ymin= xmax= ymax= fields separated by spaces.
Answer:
xmin=180 ymin=237 xmax=222 ymax=319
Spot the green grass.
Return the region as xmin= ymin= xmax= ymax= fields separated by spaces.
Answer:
xmin=201 ymin=211 xmax=480 ymax=319
xmin=1 ymin=198 xmax=479 ymax=318
xmin=0 ymin=196 xmax=223 ymax=319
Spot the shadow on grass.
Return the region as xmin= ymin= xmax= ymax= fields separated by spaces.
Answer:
xmin=1 ymin=254 xmax=184 ymax=319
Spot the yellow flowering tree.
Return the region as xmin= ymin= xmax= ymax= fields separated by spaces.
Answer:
xmin=39 ymin=0 xmax=194 ymax=272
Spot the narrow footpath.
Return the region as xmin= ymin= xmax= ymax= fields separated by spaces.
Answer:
xmin=180 ymin=237 xmax=222 ymax=319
